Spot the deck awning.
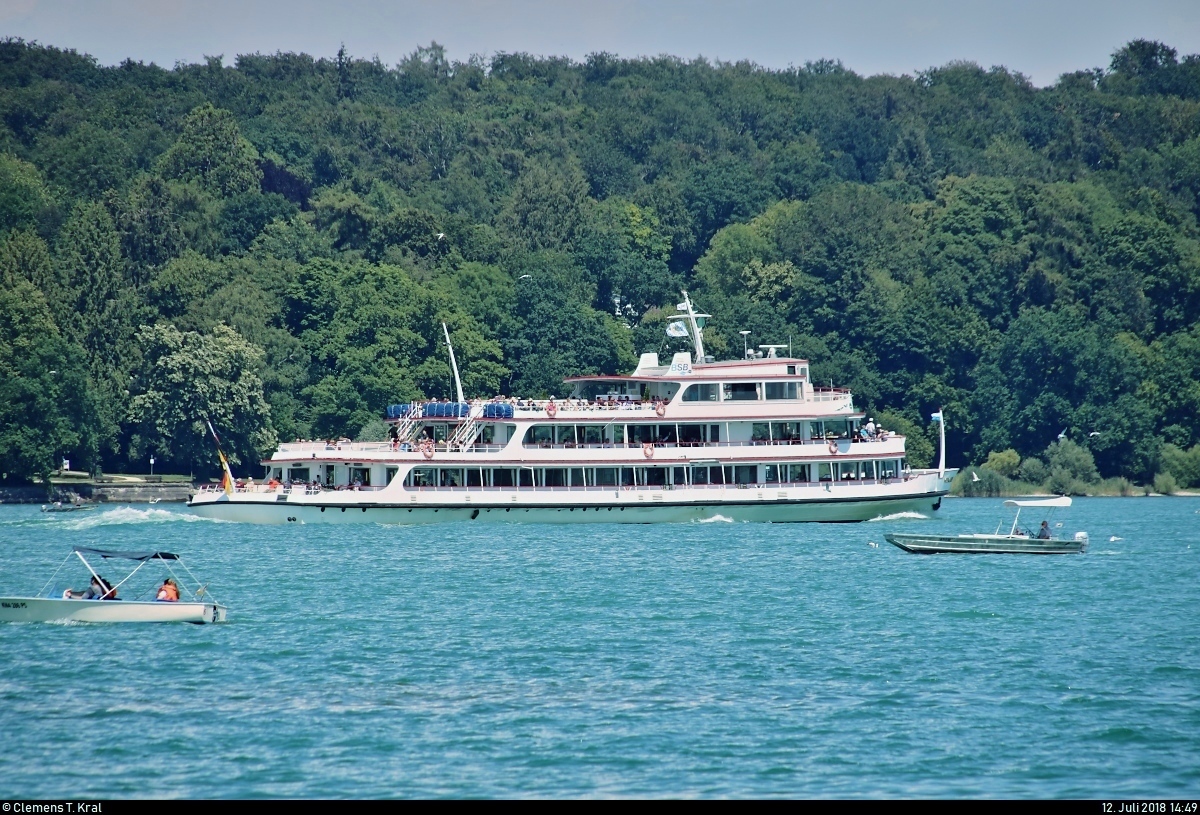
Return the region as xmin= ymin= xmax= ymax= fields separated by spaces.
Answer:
xmin=1003 ymin=496 xmax=1072 ymax=508
xmin=73 ymin=546 xmax=180 ymax=561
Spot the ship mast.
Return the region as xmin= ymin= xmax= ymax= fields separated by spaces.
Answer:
xmin=443 ymin=322 xmax=465 ymax=404
xmin=675 ymin=291 xmax=710 ymax=365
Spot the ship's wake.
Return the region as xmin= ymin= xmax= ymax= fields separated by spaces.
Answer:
xmin=58 ymin=506 xmax=229 ymax=530
xmin=867 ymin=511 xmax=930 ymax=522
xmin=696 ymin=514 xmax=735 ymax=523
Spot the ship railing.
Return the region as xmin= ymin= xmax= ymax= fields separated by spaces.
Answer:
xmin=518 ymin=436 xmax=903 ymax=451
xmin=403 ymin=478 xmax=907 ymax=492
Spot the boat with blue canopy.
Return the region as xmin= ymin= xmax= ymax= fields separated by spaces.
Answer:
xmin=0 ymin=546 xmax=227 ymax=623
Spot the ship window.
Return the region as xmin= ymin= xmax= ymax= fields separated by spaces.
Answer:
xmin=613 ymin=425 xmax=625 ymax=444
xmin=789 ymin=464 xmax=810 ymax=483
xmin=710 ymin=425 xmax=720 ymax=443
xmin=838 ymin=461 xmax=858 ymax=481
xmin=765 ymin=382 xmax=798 ymax=400
xmin=555 ymin=426 xmax=576 ymax=445
xmin=407 ymin=467 xmax=436 ymax=487
xmin=679 ymin=424 xmax=705 ymax=445
xmin=818 ymin=463 xmax=833 ymax=482
xmin=466 ymin=469 xmax=483 ymax=487
xmin=682 ymin=383 xmax=718 ymax=402
xmin=765 ymin=465 xmax=781 ymax=483
xmin=525 ymin=425 xmax=554 ymax=445
xmin=879 ymin=460 xmax=898 ymax=479
xmin=287 ymin=467 xmax=310 ymax=483
xmin=771 ymin=422 xmax=805 ymax=442
xmin=631 ymin=424 xmax=656 ymax=444
xmin=545 ymin=468 xmax=567 ymax=487
xmin=595 ymin=467 xmax=618 ymax=486
xmin=517 ymin=469 xmax=534 ymax=487
xmin=570 ymin=468 xmax=586 ymax=487
xmin=439 ymin=468 xmax=463 ymax=487
xmin=751 ymin=423 xmax=770 ymax=442
xmin=723 ymin=382 xmax=759 ymax=401
xmin=641 ymin=467 xmax=667 ymax=487
xmin=734 ymin=465 xmax=757 ymax=484
xmin=350 ymin=467 xmax=372 ymax=486
xmin=691 ymin=466 xmax=710 ymax=485
xmin=674 ymin=467 xmax=687 ymax=485
xmin=580 ymin=426 xmax=605 ymax=445
xmin=621 ymin=468 xmax=636 ymax=486
xmin=787 ymin=365 xmax=796 ymax=375
xmin=492 ymin=469 xmax=514 ymax=487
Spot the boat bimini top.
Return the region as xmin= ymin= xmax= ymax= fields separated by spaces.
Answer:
xmin=38 ymin=547 xmax=220 ymax=606
xmin=998 ymin=496 xmax=1072 ymax=536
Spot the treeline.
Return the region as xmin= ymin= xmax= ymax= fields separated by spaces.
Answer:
xmin=1 ymin=38 xmax=1199 ymax=486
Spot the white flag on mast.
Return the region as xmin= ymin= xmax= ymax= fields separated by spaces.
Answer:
xmin=665 ymin=320 xmax=689 ymax=338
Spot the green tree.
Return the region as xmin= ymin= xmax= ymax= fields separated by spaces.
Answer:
xmin=982 ymin=448 xmax=1021 ymax=478
xmin=0 ymin=153 xmax=56 ymax=236
xmin=0 ymin=279 xmax=98 ymax=483
xmin=127 ymin=323 xmax=276 ymax=474
xmin=157 ymin=104 xmax=263 ymax=197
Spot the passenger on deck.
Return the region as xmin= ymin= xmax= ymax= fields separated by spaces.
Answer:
xmin=1037 ymin=521 xmax=1052 ymax=539
xmin=156 ymin=578 xmax=180 ymax=602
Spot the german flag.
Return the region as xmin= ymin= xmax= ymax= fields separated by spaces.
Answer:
xmin=206 ymin=419 xmax=236 ymax=496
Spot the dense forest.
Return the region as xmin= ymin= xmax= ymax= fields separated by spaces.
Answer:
xmin=2 ymin=37 xmax=1200 ymax=491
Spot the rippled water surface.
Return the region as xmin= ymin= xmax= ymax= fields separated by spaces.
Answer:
xmin=1 ymin=497 xmax=1198 ymax=798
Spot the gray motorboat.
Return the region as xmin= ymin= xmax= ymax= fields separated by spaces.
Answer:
xmin=885 ymin=496 xmax=1088 ymax=554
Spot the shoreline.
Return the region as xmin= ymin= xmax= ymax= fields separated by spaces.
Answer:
xmin=0 ymin=482 xmax=195 ymax=504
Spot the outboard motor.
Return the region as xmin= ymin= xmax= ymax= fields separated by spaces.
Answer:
xmin=1075 ymin=531 xmax=1089 ymax=552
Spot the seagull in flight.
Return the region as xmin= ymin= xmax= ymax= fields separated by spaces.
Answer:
xmin=1057 ymin=428 xmax=1068 ymax=441
xmin=1089 ymin=431 xmax=1101 ymax=437
xmin=971 ymin=471 xmax=981 ymax=482
xmin=435 ymin=232 xmax=446 ymax=240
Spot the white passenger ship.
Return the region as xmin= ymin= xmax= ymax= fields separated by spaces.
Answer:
xmin=187 ymin=294 xmax=956 ymax=524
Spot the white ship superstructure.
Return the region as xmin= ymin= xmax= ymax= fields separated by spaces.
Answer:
xmin=187 ymin=294 xmax=956 ymax=524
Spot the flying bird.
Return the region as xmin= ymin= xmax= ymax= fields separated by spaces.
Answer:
xmin=1089 ymin=431 xmax=1101 ymax=437
xmin=1057 ymin=428 xmax=1068 ymax=441
xmin=435 ymin=232 xmax=446 ymax=240
xmin=971 ymin=471 xmax=981 ymax=482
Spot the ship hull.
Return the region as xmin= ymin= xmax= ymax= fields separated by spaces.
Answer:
xmin=187 ymin=477 xmax=952 ymax=525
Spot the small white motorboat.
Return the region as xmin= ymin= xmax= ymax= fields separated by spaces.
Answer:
xmin=40 ymin=501 xmax=94 ymax=513
xmin=885 ymin=496 xmax=1088 ymax=555
xmin=0 ymin=546 xmax=227 ymax=624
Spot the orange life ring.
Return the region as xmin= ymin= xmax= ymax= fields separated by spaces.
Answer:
xmin=643 ymin=443 xmax=654 ymax=459
xmin=546 ymin=402 xmax=557 ymax=417
xmin=422 ymin=442 xmax=434 ymax=460
xmin=828 ymin=441 xmax=838 ymax=455
xmin=656 ymin=403 xmax=666 ymax=417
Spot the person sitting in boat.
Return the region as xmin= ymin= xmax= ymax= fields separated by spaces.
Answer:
xmin=66 ymin=576 xmax=117 ymax=601
xmin=1037 ymin=521 xmax=1052 ymax=539
xmin=156 ymin=578 xmax=180 ymax=602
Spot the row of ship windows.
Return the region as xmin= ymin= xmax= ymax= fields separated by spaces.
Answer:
xmin=402 ymin=460 xmax=905 ymax=488
xmin=415 ymin=420 xmax=858 ymax=447
xmin=681 ymin=382 xmax=800 ymax=402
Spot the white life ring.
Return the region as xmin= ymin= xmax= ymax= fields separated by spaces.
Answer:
xmin=828 ymin=441 xmax=838 ymax=455
xmin=643 ymin=443 xmax=655 ymax=459
xmin=656 ymin=403 xmax=666 ymax=417
xmin=546 ymin=402 xmax=557 ymax=417
xmin=422 ymin=443 xmax=435 ymax=460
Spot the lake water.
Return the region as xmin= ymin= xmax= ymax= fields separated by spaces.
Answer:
xmin=1 ymin=497 xmax=1198 ymax=798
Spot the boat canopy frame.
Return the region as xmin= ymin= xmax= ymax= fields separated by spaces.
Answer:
xmin=37 ymin=547 xmax=221 ymax=605
xmin=998 ymin=496 xmax=1072 ymax=536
